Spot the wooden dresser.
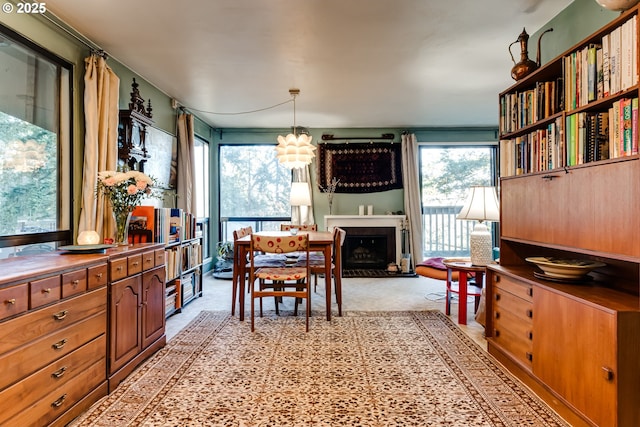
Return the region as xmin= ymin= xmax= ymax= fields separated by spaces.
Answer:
xmin=0 ymin=243 xmax=166 ymax=426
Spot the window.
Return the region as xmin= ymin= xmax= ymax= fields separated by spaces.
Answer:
xmin=0 ymin=25 xmax=72 ymax=259
xmin=194 ymin=135 xmax=210 ymax=259
xmin=218 ymin=145 xmax=291 ymax=241
xmin=419 ymin=145 xmax=497 ymax=258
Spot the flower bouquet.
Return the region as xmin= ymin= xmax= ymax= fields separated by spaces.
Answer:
xmin=97 ymin=170 xmax=156 ymax=245
xmin=320 ymin=177 xmax=340 ymax=215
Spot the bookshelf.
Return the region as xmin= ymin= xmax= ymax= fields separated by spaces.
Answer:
xmin=488 ymin=6 xmax=640 ymax=427
xmin=131 ymin=207 xmax=203 ymax=318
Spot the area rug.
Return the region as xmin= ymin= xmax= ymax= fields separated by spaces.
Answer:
xmin=343 ymin=269 xmax=418 ymax=278
xmin=70 ymin=311 xmax=568 ymax=427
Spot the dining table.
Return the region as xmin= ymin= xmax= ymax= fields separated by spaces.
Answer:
xmin=233 ymin=230 xmax=334 ymax=322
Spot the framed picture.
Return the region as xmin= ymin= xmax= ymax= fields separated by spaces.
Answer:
xmin=145 ymin=126 xmax=177 ymax=189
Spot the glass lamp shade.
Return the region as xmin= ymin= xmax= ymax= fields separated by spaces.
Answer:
xmin=275 ymin=133 xmax=316 ymax=169
xmin=77 ymin=230 xmax=101 ymax=245
xmin=290 ymin=182 xmax=312 ymax=206
xmin=594 ymin=0 xmax=640 ymax=11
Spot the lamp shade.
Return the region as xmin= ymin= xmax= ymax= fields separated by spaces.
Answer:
xmin=457 ymin=186 xmax=500 ymax=222
xmin=290 ymin=182 xmax=311 ymax=206
xmin=276 ymin=133 xmax=316 ymax=169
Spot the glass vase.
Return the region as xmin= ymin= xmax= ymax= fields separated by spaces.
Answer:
xmin=113 ymin=211 xmax=132 ymax=246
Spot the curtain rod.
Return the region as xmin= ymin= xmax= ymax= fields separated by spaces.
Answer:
xmin=321 ymin=133 xmax=395 ymax=142
xmin=40 ymin=9 xmax=109 ymax=58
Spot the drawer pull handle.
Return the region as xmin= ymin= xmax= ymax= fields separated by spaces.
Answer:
xmin=42 ymin=288 xmax=51 ymax=294
xmin=526 ymin=309 xmax=533 ymax=318
xmin=494 ymin=329 xmax=500 ymax=337
xmin=72 ymin=279 xmax=79 ymax=286
xmin=527 ymin=288 xmax=533 ymax=297
xmin=117 ymin=266 xmax=124 ymax=271
xmin=52 ymin=339 xmax=67 ymax=350
xmin=602 ymin=366 xmax=614 ymax=381
xmin=51 ymin=394 xmax=67 ymax=408
xmin=528 ymin=331 xmax=533 ymax=340
xmin=53 ymin=310 xmax=68 ymax=320
xmin=495 ymin=294 xmax=501 ymax=301
xmin=494 ymin=275 xmax=500 ymax=283
xmin=132 ymin=261 xmax=139 ymax=266
xmin=526 ymin=352 xmax=533 ymax=361
xmin=51 ymin=366 xmax=67 ymax=378
xmin=96 ymin=272 xmax=103 ymax=279
xmin=5 ymin=298 xmax=16 ymax=305
xmin=495 ymin=312 xmax=500 ymax=319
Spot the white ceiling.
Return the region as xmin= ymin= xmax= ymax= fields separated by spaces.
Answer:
xmin=46 ymin=0 xmax=573 ymax=130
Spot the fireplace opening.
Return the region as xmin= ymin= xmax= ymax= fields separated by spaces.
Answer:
xmin=342 ymin=227 xmax=395 ymax=270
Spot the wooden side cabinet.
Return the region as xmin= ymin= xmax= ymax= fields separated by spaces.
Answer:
xmin=108 ymin=246 xmax=166 ymax=391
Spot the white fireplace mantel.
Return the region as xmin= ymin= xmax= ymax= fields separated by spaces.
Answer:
xmin=324 ymin=215 xmax=406 ymax=265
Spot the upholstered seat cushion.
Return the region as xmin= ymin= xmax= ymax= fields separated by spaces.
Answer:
xmin=255 ymin=267 xmax=307 ymax=281
xmin=296 ymin=252 xmax=326 ymax=266
xmin=415 ymin=257 xmax=461 ymax=281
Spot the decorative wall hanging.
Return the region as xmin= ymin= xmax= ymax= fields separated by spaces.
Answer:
xmin=118 ymin=78 xmax=154 ymax=171
xmin=317 ymin=143 xmax=403 ymax=194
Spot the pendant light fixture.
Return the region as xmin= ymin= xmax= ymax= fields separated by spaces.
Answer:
xmin=275 ymin=88 xmax=316 ymax=169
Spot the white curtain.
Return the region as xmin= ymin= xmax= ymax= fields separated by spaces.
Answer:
xmin=401 ymin=133 xmax=423 ymax=269
xmin=78 ymin=54 xmax=120 ymax=242
xmin=291 ymin=166 xmax=315 ymax=226
xmin=177 ymin=113 xmax=197 ymax=214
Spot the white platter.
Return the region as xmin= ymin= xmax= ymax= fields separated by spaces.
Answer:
xmin=525 ymin=257 xmax=606 ymax=279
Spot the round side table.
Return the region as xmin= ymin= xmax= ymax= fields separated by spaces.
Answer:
xmin=442 ymin=258 xmax=485 ymax=325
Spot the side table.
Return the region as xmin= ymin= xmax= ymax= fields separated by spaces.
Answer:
xmin=442 ymin=258 xmax=485 ymax=325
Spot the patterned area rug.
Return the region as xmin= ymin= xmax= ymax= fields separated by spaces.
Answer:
xmin=343 ymin=269 xmax=418 ymax=278
xmin=70 ymin=311 xmax=568 ymax=427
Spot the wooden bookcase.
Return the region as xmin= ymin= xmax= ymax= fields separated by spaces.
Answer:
xmin=488 ymin=6 xmax=640 ymax=427
xmin=164 ymin=227 xmax=203 ymax=318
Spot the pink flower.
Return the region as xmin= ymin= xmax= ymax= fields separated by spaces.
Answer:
xmin=127 ymin=184 xmax=138 ymax=195
xmin=104 ymin=177 xmax=116 ymax=186
xmin=136 ymin=180 xmax=147 ymax=190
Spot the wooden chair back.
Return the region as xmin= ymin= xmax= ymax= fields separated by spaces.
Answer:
xmin=280 ymin=224 xmax=317 ymax=231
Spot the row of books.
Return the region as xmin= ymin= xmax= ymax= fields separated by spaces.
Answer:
xmin=500 ymin=97 xmax=639 ymax=176
xmin=564 ymin=15 xmax=637 ymax=110
xmin=499 ymin=78 xmax=564 ymax=134
xmin=500 ymin=117 xmax=564 ymax=176
xmin=182 ymin=241 xmax=203 ymax=272
xmin=130 ymin=206 xmax=199 ymax=244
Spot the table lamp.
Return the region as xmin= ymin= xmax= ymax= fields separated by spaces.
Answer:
xmin=456 ymin=186 xmax=500 ymax=266
xmin=290 ymin=182 xmax=312 ymax=225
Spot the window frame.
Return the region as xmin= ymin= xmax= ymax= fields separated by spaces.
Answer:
xmin=0 ymin=23 xmax=74 ymax=250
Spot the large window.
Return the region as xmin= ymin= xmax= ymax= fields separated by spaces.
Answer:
xmin=0 ymin=25 xmax=72 ymax=258
xmin=219 ymin=144 xmax=291 ymax=241
xmin=194 ymin=135 xmax=210 ymax=260
xmin=420 ymin=145 xmax=497 ymax=258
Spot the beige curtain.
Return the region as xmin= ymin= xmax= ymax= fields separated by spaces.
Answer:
xmin=401 ymin=133 xmax=423 ymax=270
xmin=291 ymin=166 xmax=315 ymax=226
xmin=78 ymin=54 xmax=120 ymax=242
xmin=177 ymin=113 xmax=197 ymax=214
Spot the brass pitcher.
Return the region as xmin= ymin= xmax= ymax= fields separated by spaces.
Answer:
xmin=509 ymin=27 xmax=553 ymax=81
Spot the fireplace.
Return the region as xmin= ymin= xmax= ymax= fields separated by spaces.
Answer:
xmin=324 ymin=215 xmax=406 ymax=267
xmin=343 ymin=227 xmax=395 ymax=270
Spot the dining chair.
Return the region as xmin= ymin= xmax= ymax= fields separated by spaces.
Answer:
xmin=280 ymin=223 xmax=318 ymax=231
xmin=249 ymin=233 xmax=312 ymax=332
xmin=231 ymin=226 xmax=287 ymax=316
xmin=296 ymin=226 xmax=345 ymax=316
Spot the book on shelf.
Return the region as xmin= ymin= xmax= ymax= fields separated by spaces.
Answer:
xmin=130 ymin=205 xmax=156 ymax=241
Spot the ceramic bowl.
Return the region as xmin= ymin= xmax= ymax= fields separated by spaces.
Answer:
xmin=594 ymin=0 xmax=640 ymax=11
xmin=526 ymin=257 xmax=606 ymax=279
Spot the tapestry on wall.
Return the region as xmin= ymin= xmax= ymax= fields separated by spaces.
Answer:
xmin=317 ymin=142 xmax=403 ymax=193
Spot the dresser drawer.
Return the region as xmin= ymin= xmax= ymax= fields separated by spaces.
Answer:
xmin=494 ymin=288 xmax=534 ymax=322
xmin=30 ymin=275 xmax=61 ymax=309
xmin=493 ymin=273 xmax=533 ymax=302
xmin=128 ymin=254 xmax=143 ymax=275
xmin=62 ymin=269 xmax=87 ymax=299
xmin=87 ymin=263 xmax=108 ymax=289
xmin=0 ymin=334 xmax=106 ymax=425
xmin=0 ymin=287 xmax=107 ymax=355
xmin=142 ymin=250 xmax=155 ymax=271
xmin=110 ymin=258 xmax=128 ymax=281
xmin=155 ymin=249 xmax=165 ymax=267
xmin=0 ymin=283 xmax=28 ymax=321
xmin=5 ymin=358 xmax=106 ymax=427
xmin=0 ymin=310 xmax=106 ymax=390
xmin=493 ymin=313 xmax=534 ymax=370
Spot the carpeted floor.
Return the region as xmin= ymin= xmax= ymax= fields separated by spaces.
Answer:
xmin=70 ymin=310 xmax=568 ymax=427
xmin=342 ymin=269 xmax=418 ymax=278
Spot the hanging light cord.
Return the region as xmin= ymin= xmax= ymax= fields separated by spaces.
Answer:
xmin=179 ymin=96 xmax=294 ymax=116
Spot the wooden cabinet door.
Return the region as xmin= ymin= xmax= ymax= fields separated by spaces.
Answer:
xmin=141 ymin=267 xmax=165 ymax=350
xmin=109 ymin=275 xmax=141 ymax=375
xmin=533 ymin=287 xmax=617 ymax=427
